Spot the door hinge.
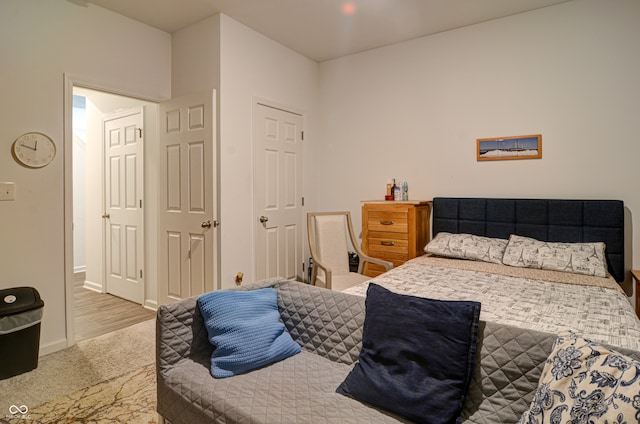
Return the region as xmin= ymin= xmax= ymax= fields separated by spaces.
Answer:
xmin=139 ymin=199 xmax=142 ymax=208
xmin=139 ymin=269 xmax=143 ymax=278
xmin=137 ymin=128 xmax=143 ymax=138
xmin=302 ymin=197 xmax=305 ymax=207
xmin=301 ymin=131 xmax=304 ymax=141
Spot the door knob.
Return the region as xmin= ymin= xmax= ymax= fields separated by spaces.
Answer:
xmin=102 ymin=213 xmax=110 ymax=219
xmin=259 ymin=216 xmax=269 ymax=223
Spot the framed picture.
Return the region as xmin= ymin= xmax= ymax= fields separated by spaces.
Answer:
xmin=477 ymin=134 xmax=542 ymax=161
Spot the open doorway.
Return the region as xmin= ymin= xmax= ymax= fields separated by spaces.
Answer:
xmin=71 ymin=86 xmax=156 ymax=342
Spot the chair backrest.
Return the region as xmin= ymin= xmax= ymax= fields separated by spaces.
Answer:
xmin=310 ymin=213 xmax=351 ymax=277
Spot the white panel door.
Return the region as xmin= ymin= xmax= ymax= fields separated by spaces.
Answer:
xmin=158 ymin=90 xmax=217 ymax=305
xmin=254 ymin=103 xmax=303 ymax=281
xmin=103 ymin=108 xmax=144 ymax=304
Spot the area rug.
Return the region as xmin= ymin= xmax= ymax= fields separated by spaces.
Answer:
xmin=0 ymin=319 xmax=157 ymax=423
xmin=4 ymin=363 xmax=157 ymax=424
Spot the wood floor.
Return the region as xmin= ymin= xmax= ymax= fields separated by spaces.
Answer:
xmin=74 ymin=273 xmax=156 ymax=342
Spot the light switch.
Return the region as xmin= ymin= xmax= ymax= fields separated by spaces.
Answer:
xmin=0 ymin=182 xmax=16 ymax=201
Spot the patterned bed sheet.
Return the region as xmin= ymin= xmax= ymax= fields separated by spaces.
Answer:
xmin=343 ymin=255 xmax=640 ymax=351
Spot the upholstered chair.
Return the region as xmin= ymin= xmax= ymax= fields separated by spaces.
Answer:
xmin=307 ymin=212 xmax=393 ymax=291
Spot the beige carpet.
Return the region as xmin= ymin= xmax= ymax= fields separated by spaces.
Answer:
xmin=6 ymin=363 xmax=157 ymax=424
xmin=0 ymin=319 xmax=157 ymax=423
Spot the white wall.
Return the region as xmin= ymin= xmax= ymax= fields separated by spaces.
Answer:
xmin=218 ymin=15 xmax=318 ymax=289
xmin=0 ymin=0 xmax=170 ymax=354
xmin=314 ymin=0 xmax=640 ymax=293
xmin=172 ymin=14 xmax=221 ymax=98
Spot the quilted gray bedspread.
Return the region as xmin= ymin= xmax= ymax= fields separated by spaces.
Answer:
xmin=344 ymin=256 xmax=640 ymax=351
xmin=156 ymin=279 xmax=640 ymax=424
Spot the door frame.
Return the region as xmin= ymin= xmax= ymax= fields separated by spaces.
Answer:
xmin=63 ymin=73 xmax=165 ymax=348
xmin=252 ymin=97 xmax=305 ymax=281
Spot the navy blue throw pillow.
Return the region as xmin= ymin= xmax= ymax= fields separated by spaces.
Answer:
xmin=336 ymin=283 xmax=481 ymax=424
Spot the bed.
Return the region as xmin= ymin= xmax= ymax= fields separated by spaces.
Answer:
xmin=344 ymin=197 xmax=640 ymax=351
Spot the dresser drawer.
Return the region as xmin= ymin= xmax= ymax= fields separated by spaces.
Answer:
xmin=365 ymin=264 xmax=387 ymax=278
xmin=366 ymin=252 xmax=408 ymax=276
xmin=366 ymin=211 xmax=408 ymax=233
xmin=367 ymin=231 xmax=409 ymax=254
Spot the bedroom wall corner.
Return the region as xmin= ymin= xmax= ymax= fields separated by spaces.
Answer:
xmin=315 ymin=0 xmax=640 ymax=289
xmin=218 ymin=14 xmax=319 ymax=289
xmin=171 ymin=14 xmax=221 ymax=99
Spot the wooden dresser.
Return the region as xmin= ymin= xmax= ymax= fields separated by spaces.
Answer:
xmin=361 ymin=200 xmax=432 ymax=277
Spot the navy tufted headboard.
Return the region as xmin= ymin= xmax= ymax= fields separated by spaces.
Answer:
xmin=432 ymin=198 xmax=625 ymax=283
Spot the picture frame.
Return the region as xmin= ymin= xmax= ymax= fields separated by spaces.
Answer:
xmin=477 ymin=134 xmax=542 ymax=161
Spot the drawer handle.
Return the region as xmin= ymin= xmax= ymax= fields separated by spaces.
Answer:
xmin=380 ymin=220 xmax=394 ymax=225
xmin=381 ymin=241 xmax=395 ymax=246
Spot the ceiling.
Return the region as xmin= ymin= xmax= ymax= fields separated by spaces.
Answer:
xmin=83 ymin=0 xmax=572 ymax=62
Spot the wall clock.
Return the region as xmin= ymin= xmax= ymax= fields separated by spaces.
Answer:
xmin=12 ymin=132 xmax=56 ymax=168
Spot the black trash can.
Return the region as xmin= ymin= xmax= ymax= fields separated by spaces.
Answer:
xmin=0 ymin=287 xmax=44 ymax=380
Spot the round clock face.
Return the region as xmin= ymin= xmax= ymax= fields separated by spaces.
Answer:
xmin=12 ymin=132 xmax=56 ymax=168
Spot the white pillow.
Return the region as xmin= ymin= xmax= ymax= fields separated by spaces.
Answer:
xmin=424 ymin=232 xmax=508 ymax=264
xmin=502 ymin=234 xmax=608 ymax=277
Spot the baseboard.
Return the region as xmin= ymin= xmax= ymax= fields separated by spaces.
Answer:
xmin=82 ymin=280 xmax=103 ymax=293
xmin=144 ymin=299 xmax=158 ymax=311
xmin=40 ymin=338 xmax=68 ymax=356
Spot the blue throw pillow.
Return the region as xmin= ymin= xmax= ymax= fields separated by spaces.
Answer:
xmin=336 ymin=283 xmax=481 ymax=424
xmin=197 ymin=288 xmax=301 ymax=378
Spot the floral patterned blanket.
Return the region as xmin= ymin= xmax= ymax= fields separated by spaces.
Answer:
xmin=343 ymin=255 xmax=640 ymax=351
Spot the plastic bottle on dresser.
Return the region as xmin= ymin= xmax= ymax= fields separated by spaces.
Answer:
xmin=393 ymin=179 xmax=402 ymax=201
